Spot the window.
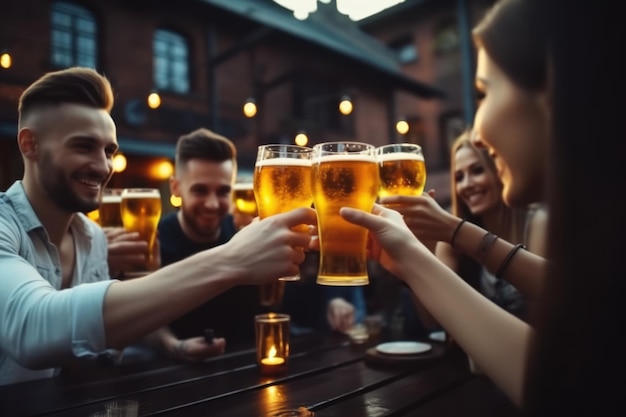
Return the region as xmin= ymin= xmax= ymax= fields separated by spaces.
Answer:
xmin=432 ymin=18 xmax=460 ymax=55
xmin=153 ymin=29 xmax=190 ymax=94
xmin=389 ymin=35 xmax=418 ymax=64
xmin=51 ymin=2 xmax=97 ymax=68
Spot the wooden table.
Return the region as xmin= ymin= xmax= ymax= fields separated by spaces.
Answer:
xmin=0 ymin=332 xmax=519 ymax=416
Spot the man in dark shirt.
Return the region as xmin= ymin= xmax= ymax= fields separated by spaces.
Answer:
xmin=158 ymin=128 xmax=261 ymax=349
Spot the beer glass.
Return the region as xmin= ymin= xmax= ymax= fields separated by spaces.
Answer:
xmin=99 ymin=188 xmax=124 ymax=228
xmin=311 ymin=142 xmax=379 ymax=286
xmin=120 ymin=188 xmax=162 ymax=269
xmin=377 ymin=143 xmax=426 ymax=199
xmin=254 ymin=144 xmax=313 ymax=281
xmin=258 ymin=280 xmax=286 ymax=308
xmin=232 ymin=181 xmax=258 ymax=217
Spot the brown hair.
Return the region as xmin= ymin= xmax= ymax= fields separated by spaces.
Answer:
xmin=449 ymin=130 xmax=528 ymax=291
xmin=18 ymin=67 xmax=114 ymax=125
xmin=472 ymin=0 xmax=546 ymax=91
xmin=175 ymin=128 xmax=237 ymax=174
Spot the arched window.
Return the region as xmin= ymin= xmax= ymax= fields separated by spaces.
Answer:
xmin=51 ymin=2 xmax=98 ymax=68
xmin=153 ymin=29 xmax=190 ymax=94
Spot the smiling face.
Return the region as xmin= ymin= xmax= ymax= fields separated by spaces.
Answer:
xmin=26 ymin=103 xmax=118 ymax=213
xmin=454 ymin=145 xmax=501 ymax=217
xmin=472 ymin=48 xmax=550 ymax=207
xmin=170 ymin=158 xmax=234 ymax=243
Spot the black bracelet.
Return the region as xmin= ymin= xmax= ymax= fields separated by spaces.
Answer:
xmin=450 ymin=219 xmax=466 ymax=248
xmin=495 ymin=243 xmax=525 ymax=280
xmin=477 ymin=232 xmax=498 ymax=261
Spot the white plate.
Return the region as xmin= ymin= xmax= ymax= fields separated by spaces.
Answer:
xmin=375 ymin=341 xmax=432 ymax=356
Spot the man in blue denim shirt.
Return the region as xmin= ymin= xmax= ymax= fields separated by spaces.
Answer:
xmin=0 ymin=67 xmax=316 ymax=385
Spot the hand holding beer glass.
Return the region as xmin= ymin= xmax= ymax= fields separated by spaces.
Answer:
xmin=120 ymin=188 xmax=162 ymax=275
xmin=377 ymin=143 xmax=426 ymax=200
xmin=253 ymin=144 xmax=313 ymax=284
xmin=312 ymin=142 xmax=379 ymax=286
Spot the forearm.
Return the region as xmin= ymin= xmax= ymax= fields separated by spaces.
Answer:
xmin=450 ymin=220 xmax=547 ymax=298
xmin=103 ymin=249 xmax=239 ymax=349
xmin=401 ymin=247 xmax=531 ymax=406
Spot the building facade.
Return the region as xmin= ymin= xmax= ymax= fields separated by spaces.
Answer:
xmin=1 ymin=0 xmax=487 ymax=208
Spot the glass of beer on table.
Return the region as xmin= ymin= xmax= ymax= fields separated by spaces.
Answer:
xmin=376 ymin=143 xmax=426 ymax=201
xmin=120 ymin=188 xmax=162 ymax=274
xmin=311 ymin=141 xmax=379 ymax=286
xmin=254 ymin=144 xmax=313 ymax=283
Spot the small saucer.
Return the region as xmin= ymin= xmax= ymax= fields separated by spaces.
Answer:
xmin=375 ymin=341 xmax=432 ymax=356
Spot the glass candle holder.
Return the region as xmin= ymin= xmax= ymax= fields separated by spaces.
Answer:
xmin=255 ymin=313 xmax=290 ymax=375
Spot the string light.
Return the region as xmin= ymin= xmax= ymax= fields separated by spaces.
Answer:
xmin=243 ymin=98 xmax=257 ymax=118
xmin=147 ymin=91 xmax=161 ymax=109
xmin=338 ymin=95 xmax=353 ymax=115
xmin=396 ymin=120 xmax=409 ymax=135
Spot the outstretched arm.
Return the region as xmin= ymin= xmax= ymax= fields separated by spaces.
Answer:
xmin=382 ymin=194 xmax=548 ymax=298
xmin=341 ymin=204 xmax=531 ymax=406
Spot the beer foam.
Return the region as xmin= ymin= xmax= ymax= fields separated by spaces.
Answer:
xmin=377 ymin=152 xmax=424 ymax=162
xmin=121 ymin=191 xmax=161 ymax=199
xmin=255 ymin=157 xmax=312 ymax=167
xmin=102 ymin=195 xmax=122 ymax=203
xmin=233 ymin=182 xmax=254 ymax=190
xmin=316 ymin=154 xmax=377 ymax=163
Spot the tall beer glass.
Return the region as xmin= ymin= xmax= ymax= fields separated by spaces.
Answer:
xmin=120 ymin=188 xmax=162 ymax=269
xmin=232 ymin=181 xmax=258 ymax=217
xmin=254 ymin=144 xmax=313 ymax=282
xmin=377 ymin=143 xmax=426 ymax=199
xmin=312 ymin=142 xmax=379 ymax=286
xmin=99 ymin=188 xmax=124 ymax=228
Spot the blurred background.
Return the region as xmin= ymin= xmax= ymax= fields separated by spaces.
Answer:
xmin=0 ymin=0 xmax=496 ymax=214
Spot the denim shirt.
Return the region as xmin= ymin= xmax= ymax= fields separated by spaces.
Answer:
xmin=0 ymin=181 xmax=114 ymax=385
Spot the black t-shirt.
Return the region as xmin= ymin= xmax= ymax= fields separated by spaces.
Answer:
xmin=158 ymin=212 xmax=262 ymax=347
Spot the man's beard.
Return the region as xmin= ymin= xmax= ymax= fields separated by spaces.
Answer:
xmin=181 ymin=208 xmax=222 ymax=242
xmin=39 ymin=150 xmax=101 ymax=214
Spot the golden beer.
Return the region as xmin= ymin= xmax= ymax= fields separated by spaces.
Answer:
xmin=120 ymin=189 xmax=162 ymax=257
xmin=378 ymin=153 xmax=426 ymax=198
xmin=377 ymin=143 xmax=426 ymax=199
xmin=254 ymin=145 xmax=313 ymax=282
xmin=312 ymin=148 xmax=379 ymax=286
xmin=232 ymin=182 xmax=258 ymax=216
xmin=99 ymin=192 xmax=123 ymax=227
xmin=254 ymin=158 xmax=313 ymax=218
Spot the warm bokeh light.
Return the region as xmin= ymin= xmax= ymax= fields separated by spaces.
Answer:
xmin=0 ymin=52 xmax=12 ymax=69
xmin=396 ymin=120 xmax=409 ymax=135
xmin=86 ymin=209 xmax=100 ymax=224
xmin=294 ymin=132 xmax=308 ymax=146
xmin=112 ymin=153 xmax=127 ymax=173
xmin=170 ymin=194 xmax=182 ymax=208
xmin=243 ymin=99 xmax=257 ymax=118
xmin=150 ymin=159 xmax=174 ymax=180
xmin=339 ymin=97 xmax=353 ymax=115
xmin=147 ymin=92 xmax=161 ymax=109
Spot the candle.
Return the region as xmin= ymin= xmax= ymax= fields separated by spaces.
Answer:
xmin=261 ymin=345 xmax=285 ymax=366
xmin=261 ymin=357 xmax=285 ymax=366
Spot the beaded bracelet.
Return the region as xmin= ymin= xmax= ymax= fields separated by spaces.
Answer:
xmin=450 ymin=219 xmax=466 ymax=248
xmin=495 ymin=243 xmax=525 ymax=280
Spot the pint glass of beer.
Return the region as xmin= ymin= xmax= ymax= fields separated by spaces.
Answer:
xmin=232 ymin=181 xmax=258 ymax=217
xmin=254 ymin=144 xmax=313 ymax=282
xmin=311 ymin=142 xmax=379 ymax=286
xmin=99 ymin=188 xmax=124 ymax=228
xmin=120 ymin=188 xmax=162 ymax=268
xmin=377 ymin=143 xmax=426 ymax=199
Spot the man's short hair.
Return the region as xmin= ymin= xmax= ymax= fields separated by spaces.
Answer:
xmin=18 ymin=67 xmax=114 ymax=126
xmin=175 ymin=128 xmax=237 ymax=174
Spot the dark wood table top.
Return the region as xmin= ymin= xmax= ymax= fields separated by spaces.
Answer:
xmin=0 ymin=332 xmax=519 ymax=416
